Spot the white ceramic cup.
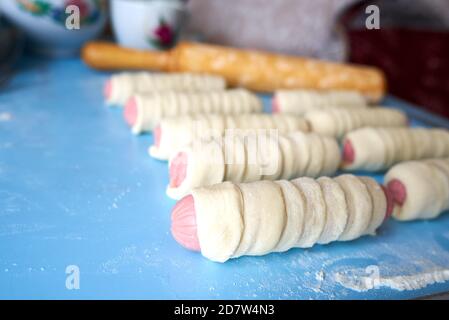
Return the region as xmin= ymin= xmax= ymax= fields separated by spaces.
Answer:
xmin=111 ymin=0 xmax=187 ymax=51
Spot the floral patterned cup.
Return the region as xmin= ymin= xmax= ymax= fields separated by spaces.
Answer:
xmin=111 ymin=0 xmax=187 ymax=51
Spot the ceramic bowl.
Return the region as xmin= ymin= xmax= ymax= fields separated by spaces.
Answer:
xmin=0 ymin=0 xmax=107 ymax=57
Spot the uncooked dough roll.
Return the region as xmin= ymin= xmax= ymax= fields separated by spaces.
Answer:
xmin=125 ymin=89 xmax=263 ymax=134
xmin=305 ymin=108 xmax=407 ymax=139
xmin=342 ymin=127 xmax=449 ymax=171
xmin=166 ymin=131 xmax=341 ymax=200
xmin=171 ymin=175 xmax=391 ymax=262
xmin=384 ymin=158 xmax=449 ymax=221
xmin=149 ymin=114 xmax=310 ymax=160
xmin=104 ymin=72 xmax=226 ymax=105
xmin=272 ymin=89 xmax=369 ymax=115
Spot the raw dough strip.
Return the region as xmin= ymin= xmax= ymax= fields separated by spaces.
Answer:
xmin=172 ymin=174 xmax=389 ymax=262
xmin=359 ymin=177 xmax=388 ymax=235
xmin=384 ymin=158 xmax=449 ymax=221
xmin=104 ymin=72 xmax=226 ymax=105
xmin=291 ymin=177 xmax=327 ymax=248
xmin=316 ymin=177 xmax=348 ymax=244
xmin=127 ymin=89 xmax=263 ymax=134
xmin=305 ymin=108 xmax=407 ymax=139
xmin=342 ymin=127 xmax=449 ymax=171
xmin=334 ymin=174 xmax=373 ymax=241
xmin=166 ymin=131 xmax=340 ymax=200
xmin=149 ymin=114 xmax=310 ymax=160
xmin=273 ymin=89 xmax=368 ymax=115
xmin=233 ymin=181 xmax=286 ymax=257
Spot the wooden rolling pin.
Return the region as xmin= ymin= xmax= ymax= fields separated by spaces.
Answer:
xmin=82 ymin=41 xmax=387 ymax=102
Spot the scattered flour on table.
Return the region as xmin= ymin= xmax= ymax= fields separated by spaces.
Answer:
xmin=335 ymin=269 xmax=449 ymax=292
xmin=0 ymin=112 xmax=12 ymax=122
xmin=0 ymin=223 xmax=54 ymax=236
xmin=315 ymin=270 xmax=325 ymax=282
xmin=100 ymin=245 xmax=165 ymax=274
xmin=312 ymin=270 xmax=326 ymax=293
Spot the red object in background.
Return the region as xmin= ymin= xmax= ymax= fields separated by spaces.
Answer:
xmin=154 ymin=22 xmax=174 ymax=46
xmin=348 ymin=28 xmax=449 ymax=118
xmin=341 ymin=0 xmax=449 ymax=119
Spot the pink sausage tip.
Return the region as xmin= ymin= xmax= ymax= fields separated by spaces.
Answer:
xmin=104 ymin=80 xmax=112 ymax=100
xmin=387 ymin=179 xmax=406 ymax=207
xmin=154 ymin=125 xmax=161 ymax=147
xmin=124 ymin=97 xmax=138 ymax=127
xmin=342 ymin=139 xmax=355 ymax=165
xmin=272 ymin=96 xmax=280 ymax=113
xmin=169 ymin=152 xmax=188 ymax=188
xmin=171 ymin=195 xmax=201 ymax=252
xmin=381 ymin=185 xmax=394 ymax=221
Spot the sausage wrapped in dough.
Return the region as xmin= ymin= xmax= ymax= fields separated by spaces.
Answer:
xmin=384 ymin=158 xmax=449 ymax=221
xmin=125 ymin=89 xmax=262 ymax=134
xmin=171 ymin=175 xmax=391 ymax=262
xmin=305 ymin=108 xmax=407 ymax=139
xmin=273 ymin=89 xmax=368 ymax=115
xmin=167 ymin=131 xmax=341 ymax=199
xmin=342 ymin=127 xmax=449 ymax=171
xmin=104 ymin=72 xmax=226 ymax=105
xmin=149 ymin=114 xmax=310 ymax=160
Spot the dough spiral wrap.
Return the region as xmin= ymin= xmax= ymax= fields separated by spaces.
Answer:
xmin=167 ymin=132 xmax=341 ymax=200
xmin=274 ymin=89 xmax=368 ymax=115
xmin=385 ymin=158 xmax=449 ymax=221
xmin=106 ymin=72 xmax=226 ymax=105
xmin=192 ymin=174 xmax=387 ymax=262
xmin=305 ymin=108 xmax=407 ymax=139
xmin=130 ymin=89 xmax=262 ymax=133
xmin=149 ymin=114 xmax=310 ymax=160
xmin=343 ymin=127 xmax=449 ymax=171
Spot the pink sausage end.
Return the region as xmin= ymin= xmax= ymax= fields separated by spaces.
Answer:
xmin=104 ymin=80 xmax=112 ymax=100
xmin=169 ymin=152 xmax=188 ymax=188
xmin=272 ymin=95 xmax=280 ymax=113
xmin=171 ymin=185 xmax=393 ymax=251
xmin=342 ymin=140 xmax=355 ymax=165
xmin=124 ymin=97 xmax=138 ymax=127
xmin=171 ymin=195 xmax=201 ymax=252
xmin=387 ymin=179 xmax=407 ymax=206
xmin=381 ymin=185 xmax=394 ymax=221
xmin=154 ymin=125 xmax=161 ymax=147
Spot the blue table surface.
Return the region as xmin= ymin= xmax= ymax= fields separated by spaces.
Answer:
xmin=1 ymin=57 xmax=449 ymax=300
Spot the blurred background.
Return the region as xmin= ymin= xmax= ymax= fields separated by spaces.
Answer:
xmin=1 ymin=0 xmax=448 ymax=117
